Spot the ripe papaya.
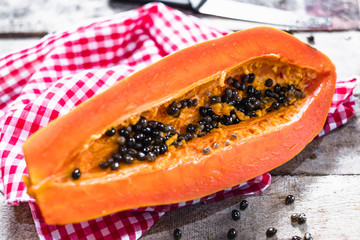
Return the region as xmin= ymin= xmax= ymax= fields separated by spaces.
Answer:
xmin=23 ymin=27 xmax=336 ymax=224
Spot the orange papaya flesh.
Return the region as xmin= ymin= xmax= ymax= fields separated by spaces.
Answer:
xmin=23 ymin=27 xmax=336 ymax=225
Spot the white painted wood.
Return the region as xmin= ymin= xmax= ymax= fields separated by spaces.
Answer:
xmin=0 ymin=194 xmax=38 ymax=239
xmin=0 ymin=1 xmax=359 ymax=239
xmin=293 ymin=31 xmax=360 ymax=89
xmin=0 ymin=0 xmax=138 ymax=34
xmin=142 ymin=175 xmax=360 ymax=239
xmin=271 ymin=97 xmax=360 ymax=175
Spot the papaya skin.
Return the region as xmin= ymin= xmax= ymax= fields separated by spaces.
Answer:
xmin=22 ymin=27 xmax=336 ymax=224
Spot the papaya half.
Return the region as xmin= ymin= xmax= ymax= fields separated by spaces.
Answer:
xmin=23 ymin=27 xmax=336 ymax=225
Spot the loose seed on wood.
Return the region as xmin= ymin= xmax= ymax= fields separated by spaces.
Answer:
xmin=290 ymin=213 xmax=298 ymax=222
xmin=173 ymin=228 xmax=182 ymax=240
xmin=298 ymin=213 xmax=307 ymax=224
xmin=227 ymin=228 xmax=237 ymax=239
xmin=240 ymin=200 xmax=248 ymax=210
xmin=291 ymin=236 xmax=302 ymax=240
xmin=266 ymin=227 xmax=277 ymax=237
xmin=285 ymin=195 xmax=295 ymax=205
xmin=307 ymin=35 xmax=315 ymax=44
xmin=304 ymin=232 xmax=313 ymax=240
xmin=231 ymin=209 xmax=240 ymax=221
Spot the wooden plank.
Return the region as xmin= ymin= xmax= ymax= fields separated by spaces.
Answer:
xmin=2 ymin=175 xmax=360 ymax=239
xmin=0 ymin=195 xmax=37 ymax=239
xmin=292 ymin=31 xmax=360 ymax=95
xmin=271 ymin=96 xmax=360 ymax=175
xmin=141 ymin=175 xmax=360 ymax=239
xmin=0 ymin=0 xmax=138 ymax=34
xmin=0 ymin=2 xmax=359 ymax=240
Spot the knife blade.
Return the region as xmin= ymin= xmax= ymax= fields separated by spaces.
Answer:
xmin=194 ymin=0 xmax=332 ymax=29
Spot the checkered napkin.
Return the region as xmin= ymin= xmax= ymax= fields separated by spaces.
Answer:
xmin=0 ymin=3 xmax=357 ymax=240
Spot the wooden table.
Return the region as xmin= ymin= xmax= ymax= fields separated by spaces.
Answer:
xmin=1 ymin=1 xmax=359 ymax=239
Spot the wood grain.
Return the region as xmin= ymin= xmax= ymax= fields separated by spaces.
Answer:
xmin=141 ymin=175 xmax=360 ymax=240
xmin=0 ymin=1 xmax=359 ymax=239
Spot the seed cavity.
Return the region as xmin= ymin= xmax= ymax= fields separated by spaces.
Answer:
xmin=72 ymin=71 xmax=306 ymax=179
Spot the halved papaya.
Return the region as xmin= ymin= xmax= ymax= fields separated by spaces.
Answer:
xmin=23 ymin=27 xmax=336 ymax=224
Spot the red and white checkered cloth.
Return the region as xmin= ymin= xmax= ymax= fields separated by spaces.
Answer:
xmin=0 ymin=3 xmax=357 ymax=240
